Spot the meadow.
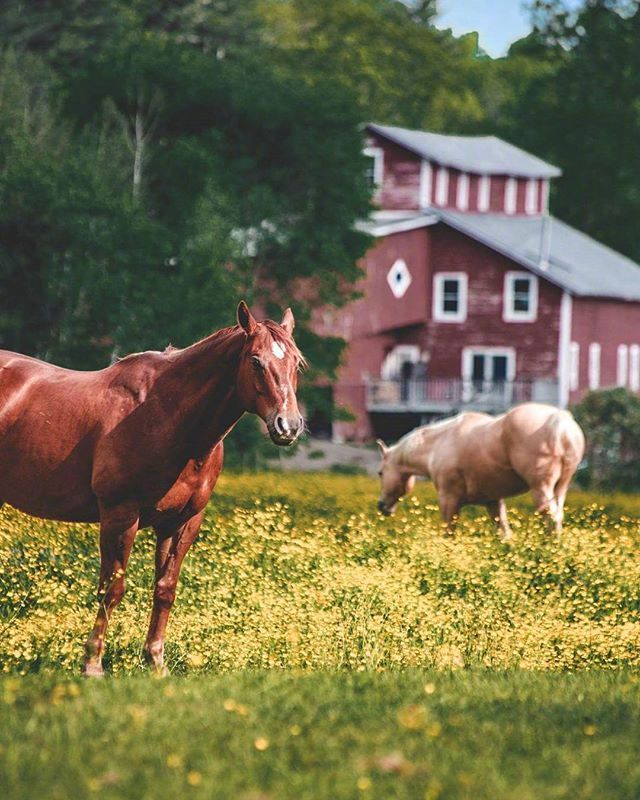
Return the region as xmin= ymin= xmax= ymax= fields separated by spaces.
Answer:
xmin=1 ymin=473 xmax=639 ymax=798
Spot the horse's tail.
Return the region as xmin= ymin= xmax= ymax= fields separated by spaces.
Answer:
xmin=549 ymin=410 xmax=585 ymax=493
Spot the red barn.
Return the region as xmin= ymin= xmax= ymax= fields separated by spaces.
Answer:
xmin=313 ymin=123 xmax=640 ymax=442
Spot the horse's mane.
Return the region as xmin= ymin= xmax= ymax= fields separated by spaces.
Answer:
xmin=394 ymin=414 xmax=461 ymax=461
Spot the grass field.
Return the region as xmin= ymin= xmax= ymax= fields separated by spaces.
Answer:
xmin=1 ymin=473 xmax=639 ymax=798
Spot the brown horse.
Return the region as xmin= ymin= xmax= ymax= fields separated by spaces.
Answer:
xmin=377 ymin=403 xmax=585 ymax=540
xmin=0 ymin=302 xmax=304 ymax=675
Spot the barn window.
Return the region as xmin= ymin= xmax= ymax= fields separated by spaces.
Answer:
xmin=456 ymin=172 xmax=469 ymax=211
xmin=525 ymin=179 xmax=538 ymax=215
xmin=503 ymin=272 xmax=538 ymax=322
xmin=588 ymin=343 xmax=601 ymax=390
xmin=433 ymin=273 xmax=467 ymax=323
xmin=363 ymin=147 xmax=384 ymax=189
xmin=505 ymin=177 xmax=517 ymax=215
xmin=569 ymin=342 xmax=580 ymax=391
xmin=478 ymin=175 xmax=491 ymax=211
xmin=435 ymin=167 xmax=449 ymax=206
xmin=617 ymin=344 xmax=629 ymax=387
xmin=419 ymin=161 xmax=432 ymax=207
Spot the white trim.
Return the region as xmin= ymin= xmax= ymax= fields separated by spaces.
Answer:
xmin=617 ymin=344 xmax=629 ymax=387
xmin=540 ymin=180 xmax=550 ymax=213
xmin=588 ymin=342 xmax=601 ymax=390
xmin=435 ymin=166 xmax=449 ymax=206
xmin=355 ymin=212 xmax=438 ymax=237
xmin=569 ymin=341 xmax=580 ymax=392
xmin=433 ymin=272 xmax=468 ymax=323
xmin=505 ymin=177 xmax=517 ymax=215
xmin=456 ymin=172 xmax=469 ymax=211
xmin=363 ymin=146 xmax=384 ymax=187
xmin=419 ymin=160 xmax=432 ymax=208
xmin=557 ymin=292 xmax=573 ymax=406
xmin=478 ymin=175 xmax=491 ymax=212
xmin=525 ymin=179 xmax=538 ymax=215
xmin=630 ymin=345 xmax=640 ymax=392
xmin=503 ymin=271 xmax=539 ymax=322
xmin=461 ymin=347 xmax=516 ymax=381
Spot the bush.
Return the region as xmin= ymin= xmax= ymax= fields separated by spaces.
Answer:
xmin=572 ymin=388 xmax=640 ymax=490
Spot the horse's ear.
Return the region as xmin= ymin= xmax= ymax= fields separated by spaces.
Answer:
xmin=281 ymin=307 xmax=295 ymax=335
xmin=376 ymin=438 xmax=388 ymax=455
xmin=237 ymin=301 xmax=257 ymax=335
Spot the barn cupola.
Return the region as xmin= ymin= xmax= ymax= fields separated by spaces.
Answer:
xmin=364 ymin=123 xmax=561 ymax=216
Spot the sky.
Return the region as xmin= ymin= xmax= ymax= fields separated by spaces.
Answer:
xmin=436 ymin=0 xmax=582 ymax=57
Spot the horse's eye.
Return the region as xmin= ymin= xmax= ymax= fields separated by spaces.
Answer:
xmin=251 ymin=356 xmax=265 ymax=371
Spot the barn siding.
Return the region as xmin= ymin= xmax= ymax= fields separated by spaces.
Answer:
xmin=424 ymin=225 xmax=562 ymax=380
xmin=570 ymin=299 xmax=640 ymax=401
xmin=367 ymin=133 xmax=422 ymax=210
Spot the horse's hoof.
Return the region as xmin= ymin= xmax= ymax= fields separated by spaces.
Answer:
xmin=150 ymin=665 xmax=170 ymax=678
xmin=83 ymin=663 xmax=105 ymax=679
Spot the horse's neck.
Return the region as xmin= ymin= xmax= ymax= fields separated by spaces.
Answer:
xmin=160 ymin=327 xmax=246 ymax=457
xmin=393 ymin=426 xmax=440 ymax=476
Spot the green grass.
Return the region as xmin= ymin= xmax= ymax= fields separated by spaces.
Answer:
xmin=1 ymin=670 xmax=639 ymax=800
xmin=1 ymin=473 xmax=640 ymax=798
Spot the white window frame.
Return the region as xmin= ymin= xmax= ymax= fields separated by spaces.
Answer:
xmin=478 ymin=175 xmax=491 ymax=212
xmin=630 ymin=345 xmax=640 ymax=392
xmin=456 ymin=172 xmax=469 ymax=211
xmin=569 ymin=342 xmax=580 ymax=392
xmin=419 ymin=160 xmax=432 ymax=208
xmin=433 ymin=272 xmax=468 ymax=323
xmin=588 ymin=343 xmax=601 ymax=390
xmin=617 ymin=344 xmax=629 ymax=387
xmin=461 ymin=347 xmax=517 ymax=382
xmin=363 ymin=146 xmax=384 ymax=188
xmin=505 ymin=177 xmax=517 ymax=215
xmin=503 ymin=271 xmax=539 ymax=322
xmin=525 ymin=179 xmax=538 ymax=215
xmin=435 ymin=167 xmax=449 ymax=206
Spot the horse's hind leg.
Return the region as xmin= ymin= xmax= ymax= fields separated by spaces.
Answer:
xmin=143 ymin=511 xmax=204 ymax=674
xmin=486 ymin=499 xmax=513 ymax=543
xmin=530 ymin=481 xmax=562 ymax=536
xmin=84 ymin=502 xmax=139 ymax=677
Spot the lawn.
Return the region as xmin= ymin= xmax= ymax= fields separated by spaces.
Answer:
xmin=0 ymin=473 xmax=639 ymax=798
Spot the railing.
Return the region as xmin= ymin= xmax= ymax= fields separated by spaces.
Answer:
xmin=366 ymin=378 xmax=559 ymax=413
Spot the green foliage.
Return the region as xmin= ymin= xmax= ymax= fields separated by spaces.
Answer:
xmin=572 ymin=387 xmax=640 ymax=489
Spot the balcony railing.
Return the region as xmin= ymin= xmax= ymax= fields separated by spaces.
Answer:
xmin=366 ymin=378 xmax=559 ymax=414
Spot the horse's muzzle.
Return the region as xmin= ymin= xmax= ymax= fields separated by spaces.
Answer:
xmin=268 ymin=414 xmax=304 ymax=446
xmin=377 ymin=500 xmax=392 ymax=516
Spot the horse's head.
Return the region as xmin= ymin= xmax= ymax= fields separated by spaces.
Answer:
xmin=236 ymin=301 xmax=305 ymax=446
xmin=376 ymin=439 xmax=416 ymax=515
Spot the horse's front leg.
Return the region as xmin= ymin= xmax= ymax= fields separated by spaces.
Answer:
xmin=486 ymin=499 xmax=513 ymax=543
xmin=84 ymin=502 xmax=139 ymax=677
xmin=143 ymin=511 xmax=204 ymax=674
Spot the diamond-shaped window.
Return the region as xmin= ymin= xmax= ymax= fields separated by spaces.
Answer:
xmin=387 ymin=259 xmax=412 ymax=299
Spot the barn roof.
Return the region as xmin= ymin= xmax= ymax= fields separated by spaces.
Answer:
xmin=367 ymin=123 xmax=562 ymax=179
xmin=437 ymin=210 xmax=640 ymax=301
xmin=360 ymin=209 xmax=640 ymax=301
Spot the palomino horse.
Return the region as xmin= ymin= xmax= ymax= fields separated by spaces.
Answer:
xmin=0 ymin=302 xmax=304 ymax=675
xmin=377 ymin=403 xmax=585 ymax=540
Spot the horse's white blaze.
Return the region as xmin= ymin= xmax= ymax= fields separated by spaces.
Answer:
xmin=272 ymin=341 xmax=285 ymax=360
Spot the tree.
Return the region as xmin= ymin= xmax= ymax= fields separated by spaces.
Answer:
xmin=502 ymin=1 xmax=640 ymax=262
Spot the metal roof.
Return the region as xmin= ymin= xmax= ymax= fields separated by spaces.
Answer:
xmin=356 ymin=210 xmax=438 ymax=237
xmin=367 ymin=123 xmax=562 ymax=179
xmin=436 ymin=210 xmax=640 ymax=301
